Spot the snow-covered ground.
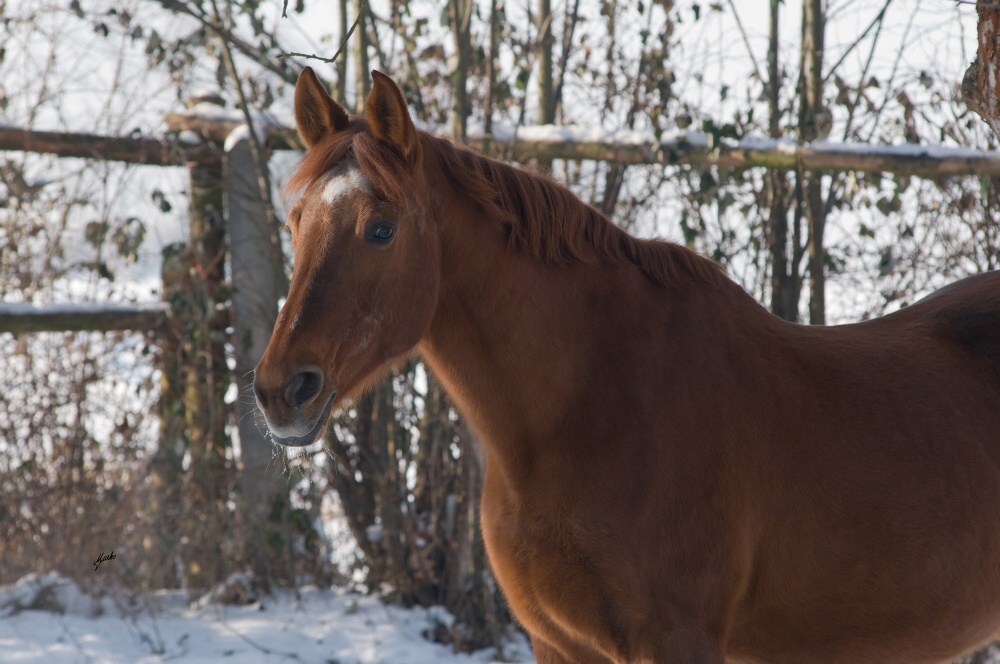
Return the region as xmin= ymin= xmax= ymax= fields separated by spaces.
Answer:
xmin=0 ymin=573 xmax=534 ymax=663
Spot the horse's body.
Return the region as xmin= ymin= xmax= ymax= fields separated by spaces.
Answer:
xmin=254 ymin=68 xmax=1000 ymax=663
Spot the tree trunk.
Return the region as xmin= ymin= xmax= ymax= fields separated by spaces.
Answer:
xmin=962 ymin=3 xmax=1000 ymax=140
xmin=352 ymin=0 xmax=370 ymax=112
xmin=336 ymin=0 xmax=349 ymax=104
xmin=225 ymin=134 xmax=291 ymax=590
xmin=536 ymin=0 xmax=555 ymax=173
xmin=447 ymin=0 xmax=473 ymax=140
xmin=799 ymin=0 xmax=827 ymax=325
xmin=181 ymin=157 xmax=232 ymax=589
xmin=766 ymin=0 xmax=799 ymax=322
xmin=482 ymin=0 xmax=500 ymax=155
xmin=537 ymin=0 xmax=554 ymax=126
xmin=325 ymin=365 xmax=510 ymax=651
xmin=327 ymin=391 xmax=383 ymax=582
xmin=553 ymin=0 xmax=582 ymax=125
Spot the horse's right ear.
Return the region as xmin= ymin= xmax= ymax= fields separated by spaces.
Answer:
xmin=294 ymin=67 xmax=350 ymax=149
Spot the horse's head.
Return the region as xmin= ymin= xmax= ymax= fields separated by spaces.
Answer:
xmin=254 ymin=68 xmax=439 ymax=447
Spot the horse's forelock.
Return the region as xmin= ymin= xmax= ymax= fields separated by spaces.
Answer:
xmin=284 ymin=121 xmax=422 ymax=217
xmin=283 ymin=123 xmax=361 ymax=199
xmin=351 ymin=132 xmax=421 ymax=209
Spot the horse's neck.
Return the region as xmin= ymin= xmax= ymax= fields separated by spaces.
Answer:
xmin=417 ymin=195 xmax=598 ymax=471
xmin=418 ymin=185 xmax=692 ymax=492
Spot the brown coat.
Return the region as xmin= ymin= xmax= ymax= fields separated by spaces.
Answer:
xmin=254 ymin=68 xmax=1000 ymax=664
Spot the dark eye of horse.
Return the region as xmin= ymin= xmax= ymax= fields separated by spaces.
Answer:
xmin=365 ymin=221 xmax=396 ymax=245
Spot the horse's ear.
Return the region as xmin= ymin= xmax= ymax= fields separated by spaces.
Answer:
xmin=365 ymin=71 xmax=417 ymax=162
xmin=294 ymin=67 xmax=350 ymax=149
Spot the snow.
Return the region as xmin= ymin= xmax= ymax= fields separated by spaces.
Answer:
xmin=736 ymin=135 xmax=799 ymax=153
xmin=811 ymin=140 xmax=1000 ymax=160
xmin=174 ymin=103 xmax=246 ymax=125
xmin=177 ymin=130 xmax=204 ymax=146
xmin=0 ymin=573 xmax=535 ymax=664
xmin=481 ymin=123 xmax=709 ymax=148
xmin=6 ymin=573 xmax=999 ymax=663
xmin=470 ymin=125 xmax=1000 ymax=162
xmin=512 ymin=124 xmax=656 ymax=146
xmin=223 ymin=124 xmax=253 ymax=152
xmin=224 ymin=123 xmax=274 ymax=153
xmin=0 ymin=573 xmax=103 ymax=619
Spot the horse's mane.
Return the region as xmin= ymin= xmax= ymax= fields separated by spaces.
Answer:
xmin=420 ymin=135 xmax=727 ymax=289
xmin=285 ymin=121 xmax=727 ymax=290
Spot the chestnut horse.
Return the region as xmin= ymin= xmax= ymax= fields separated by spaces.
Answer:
xmin=254 ymin=68 xmax=1000 ymax=664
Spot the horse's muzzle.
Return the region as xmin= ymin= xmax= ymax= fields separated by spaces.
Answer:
xmin=264 ymin=393 xmax=335 ymax=447
xmin=253 ymin=365 xmax=335 ymax=447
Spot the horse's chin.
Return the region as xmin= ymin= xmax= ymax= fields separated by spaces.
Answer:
xmin=268 ymin=393 xmax=336 ymax=448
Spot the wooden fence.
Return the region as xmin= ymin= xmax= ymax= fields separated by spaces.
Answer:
xmin=4 ymin=110 xmax=1000 ymax=418
xmin=3 ymin=104 xmax=1000 ymax=585
xmin=0 ymin=101 xmax=288 ymax=588
xmin=4 ymin=111 xmax=1000 ymax=435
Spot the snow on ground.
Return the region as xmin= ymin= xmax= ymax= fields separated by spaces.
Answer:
xmin=6 ymin=575 xmax=999 ymax=664
xmin=0 ymin=573 xmax=534 ymax=664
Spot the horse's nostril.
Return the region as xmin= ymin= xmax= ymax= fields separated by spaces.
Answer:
xmin=285 ymin=368 xmax=323 ymax=409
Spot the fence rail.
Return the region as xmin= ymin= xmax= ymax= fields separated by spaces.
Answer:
xmin=5 ymin=123 xmax=1000 ymax=176
xmin=468 ymin=128 xmax=1000 ymax=177
xmin=0 ymin=303 xmax=170 ymax=334
xmin=0 ymin=126 xmax=224 ymax=165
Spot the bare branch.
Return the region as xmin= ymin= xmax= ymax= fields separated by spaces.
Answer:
xmin=278 ymin=0 xmax=367 ymax=66
xmin=725 ymin=0 xmax=765 ymax=89
xmin=823 ymin=0 xmax=892 ymax=86
xmin=155 ymin=0 xmax=299 ymax=86
xmin=208 ymin=0 xmax=273 ymax=211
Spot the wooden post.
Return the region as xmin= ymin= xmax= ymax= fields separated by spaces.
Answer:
xmin=144 ymin=242 xmax=190 ymax=589
xmin=149 ymin=108 xmax=234 ymax=589
xmin=184 ymin=149 xmax=231 ymax=589
xmin=224 ymin=129 xmax=291 ymax=587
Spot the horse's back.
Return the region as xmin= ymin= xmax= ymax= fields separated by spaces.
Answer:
xmin=868 ymin=270 xmax=1000 ymax=379
xmin=917 ymin=271 xmax=1000 ymax=372
xmin=731 ymin=271 xmax=1000 ymax=664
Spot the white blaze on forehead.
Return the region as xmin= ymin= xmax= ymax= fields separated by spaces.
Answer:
xmin=320 ymin=167 xmax=372 ymax=205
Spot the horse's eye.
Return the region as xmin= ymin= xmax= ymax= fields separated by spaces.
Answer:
xmin=365 ymin=221 xmax=397 ymax=245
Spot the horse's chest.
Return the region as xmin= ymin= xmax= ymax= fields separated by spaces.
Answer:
xmin=480 ymin=481 xmax=625 ymax=652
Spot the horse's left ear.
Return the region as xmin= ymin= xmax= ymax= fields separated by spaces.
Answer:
xmin=366 ymin=71 xmax=418 ymax=163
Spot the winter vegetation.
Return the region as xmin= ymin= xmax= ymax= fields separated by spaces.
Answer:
xmin=0 ymin=0 xmax=999 ymax=661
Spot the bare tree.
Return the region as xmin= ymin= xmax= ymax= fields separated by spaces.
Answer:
xmin=962 ymin=2 xmax=1000 ymax=139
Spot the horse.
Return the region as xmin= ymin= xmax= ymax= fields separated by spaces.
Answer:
xmin=253 ymin=67 xmax=1000 ymax=664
